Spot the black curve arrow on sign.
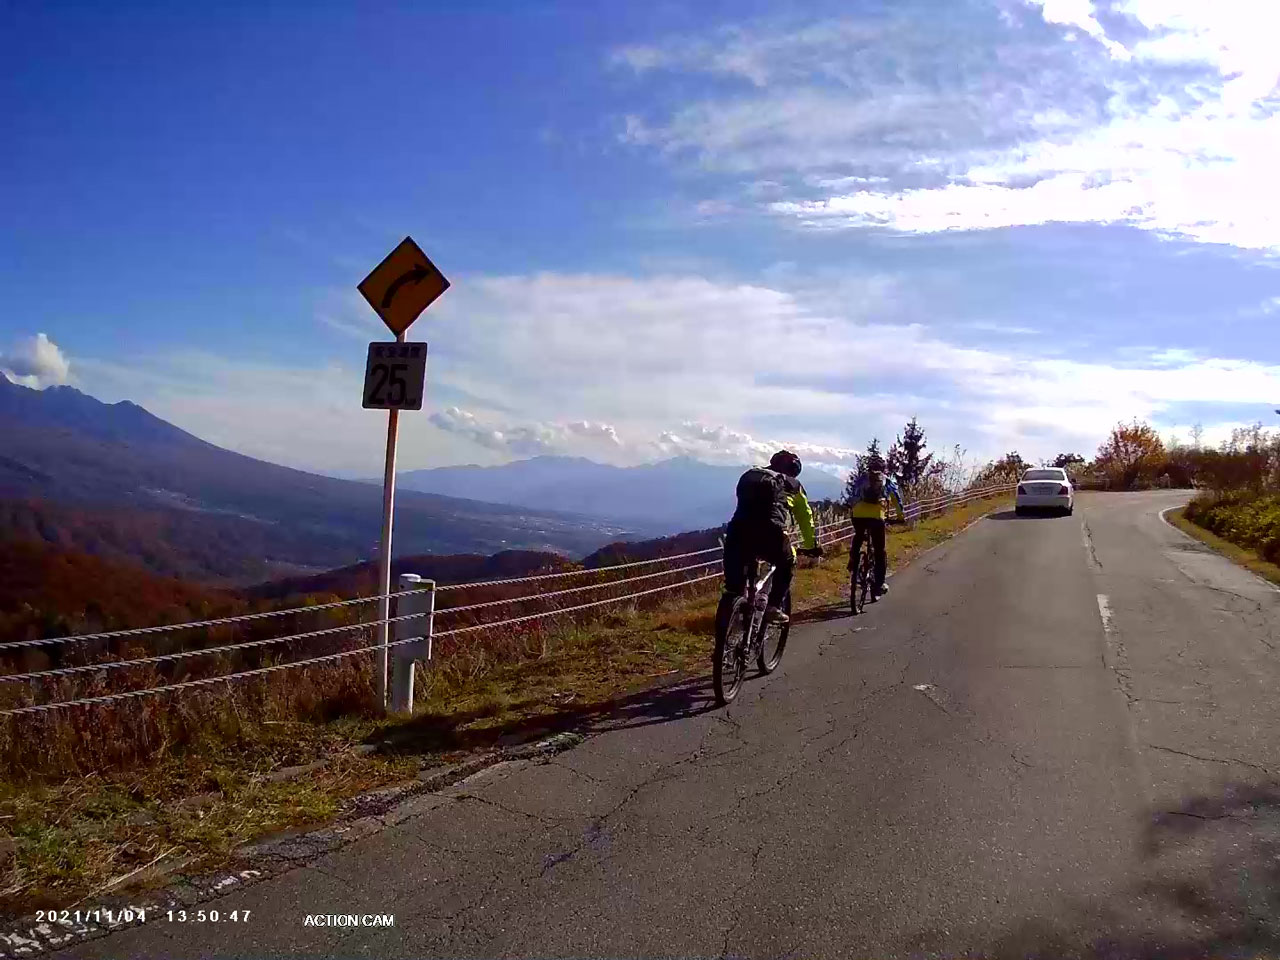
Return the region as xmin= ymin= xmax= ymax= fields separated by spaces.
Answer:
xmin=381 ymin=264 xmax=432 ymax=310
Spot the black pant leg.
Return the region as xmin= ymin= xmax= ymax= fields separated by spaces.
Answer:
xmin=872 ymin=519 xmax=887 ymax=588
xmin=850 ymin=517 xmax=869 ymax=570
xmin=722 ymin=524 xmax=748 ymax=596
xmin=765 ymin=525 xmax=793 ymax=607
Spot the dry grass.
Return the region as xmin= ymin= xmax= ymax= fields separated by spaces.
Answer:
xmin=0 ymin=494 xmax=1008 ymax=917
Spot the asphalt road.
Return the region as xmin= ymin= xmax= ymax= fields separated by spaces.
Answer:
xmin=64 ymin=491 xmax=1280 ymax=959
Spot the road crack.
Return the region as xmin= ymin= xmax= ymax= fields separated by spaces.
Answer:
xmin=719 ymin=839 xmax=767 ymax=960
xmin=1145 ymin=742 xmax=1273 ymax=775
xmin=541 ymin=759 xmax=607 ymax=785
xmin=449 ymin=793 xmax=573 ymax=827
xmin=1081 ymin=520 xmax=1104 ymax=571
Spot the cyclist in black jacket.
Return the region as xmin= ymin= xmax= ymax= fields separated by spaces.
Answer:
xmin=722 ymin=450 xmax=823 ymax=626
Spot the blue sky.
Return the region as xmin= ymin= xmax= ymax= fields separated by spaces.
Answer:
xmin=3 ymin=0 xmax=1279 ymax=478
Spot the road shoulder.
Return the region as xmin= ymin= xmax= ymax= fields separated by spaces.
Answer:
xmin=1161 ymin=505 xmax=1280 ymax=592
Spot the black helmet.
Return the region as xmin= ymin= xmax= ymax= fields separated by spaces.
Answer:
xmin=866 ymin=453 xmax=886 ymax=473
xmin=769 ymin=450 xmax=802 ymax=477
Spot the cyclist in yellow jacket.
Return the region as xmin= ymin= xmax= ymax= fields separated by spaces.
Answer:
xmin=848 ymin=453 xmax=906 ymax=600
xmin=723 ymin=450 xmax=823 ymax=626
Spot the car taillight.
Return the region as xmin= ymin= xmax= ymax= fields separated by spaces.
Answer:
xmin=1058 ymin=485 xmax=1069 ymax=495
xmin=1017 ymin=485 xmax=1027 ymax=494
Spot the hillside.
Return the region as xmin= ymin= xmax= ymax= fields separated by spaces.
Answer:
xmin=0 ymin=538 xmax=243 ymax=645
xmin=245 ymin=549 xmax=581 ymax=602
xmin=0 ymin=378 xmax=655 ymax=583
xmin=397 ymin=455 xmax=845 ymax=532
xmin=0 ymin=498 xmax=348 ymax=584
xmin=581 ymin=527 xmax=728 ymax=568
xmin=249 ymin=527 xmax=733 ymax=603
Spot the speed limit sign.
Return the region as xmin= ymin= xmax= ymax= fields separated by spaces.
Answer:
xmin=363 ymin=341 xmax=427 ymax=410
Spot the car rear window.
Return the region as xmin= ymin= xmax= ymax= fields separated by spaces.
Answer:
xmin=1024 ymin=469 xmax=1066 ymax=481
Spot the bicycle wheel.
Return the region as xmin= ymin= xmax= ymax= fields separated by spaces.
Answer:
xmin=757 ymin=589 xmax=790 ymax=674
xmin=861 ymin=547 xmax=875 ymax=608
xmin=850 ymin=544 xmax=867 ymax=615
xmin=713 ymin=592 xmax=749 ymax=705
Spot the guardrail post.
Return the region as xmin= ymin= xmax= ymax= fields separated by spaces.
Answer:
xmin=390 ymin=574 xmax=434 ymax=715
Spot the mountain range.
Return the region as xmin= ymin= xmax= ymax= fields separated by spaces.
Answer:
xmin=0 ymin=377 xmax=845 ymax=590
xmin=395 ymin=456 xmax=845 ymax=532
xmin=0 ymin=377 xmax=658 ymax=583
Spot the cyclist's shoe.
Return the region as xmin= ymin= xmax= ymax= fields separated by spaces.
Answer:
xmin=763 ymin=605 xmax=790 ymax=625
xmin=871 ymin=583 xmax=889 ymax=601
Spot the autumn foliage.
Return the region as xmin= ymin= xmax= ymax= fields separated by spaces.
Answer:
xmin=1094 ymin=420 xmax=1167 ymax=490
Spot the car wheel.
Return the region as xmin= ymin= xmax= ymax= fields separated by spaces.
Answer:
xmin=1067 ymin=504 xmax=1074 ymax=516
xmin=1015 ymin=506 xmax=1025 ymax=516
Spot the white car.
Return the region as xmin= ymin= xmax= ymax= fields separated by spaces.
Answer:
xmin=1016 ymin=467 xmax=1074 ymax=516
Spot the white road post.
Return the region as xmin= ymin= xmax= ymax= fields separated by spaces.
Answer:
xmin=375 ymin=330 xmax=406 ymax=711
xmin=391 ymin=573 xmax=435 ymax=714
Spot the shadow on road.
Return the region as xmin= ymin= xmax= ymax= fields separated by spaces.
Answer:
xmin=930 ymin=782 xmax=1280 ymax=959
xmin=986 ymin=509 xmax=1072 ymax=521
xmin=371 ymin=674 xmax=721 ymax=758
xmin=373 ymin=597 xmax=864 ymax=760
xmin=795 ymin=601 xmax=854 ymax=624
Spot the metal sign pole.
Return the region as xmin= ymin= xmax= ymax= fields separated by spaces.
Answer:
xmin=375 ymin=330 xmax=406 ymax=710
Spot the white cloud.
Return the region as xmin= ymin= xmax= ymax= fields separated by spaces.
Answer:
xmin=1162 ymin=420 xmax=1257 ymax=451
xmin=428 ymin=407 xmax=622 ymax=457
xmin=0 ymin=333 xmax=72 ymax=389
xmin=1026 ymin=0 xmax=1131 ymax=60
xmin=1120 ymin=0 xmax=1280 ymax=110
xmin=616 ymin=6 xmax=1280 ymax=250
xmin=612 ymin=20 xmax=888 ymax=88
xmin=72 ymin=352 xmax=501 ymax=479
xmin=428 ymin=407 xmax=862 ymax=471
xmin=68 ymin=270 xmax=1280 ymax=475
xmin=420 ymin=271 xmax=1280 ymax=467
xmin=653 ymin=421 xmax=864 ymax=466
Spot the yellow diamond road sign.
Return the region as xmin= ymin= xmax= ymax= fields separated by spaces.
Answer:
xmin=357 ymin=236 xmax=450 ymax=336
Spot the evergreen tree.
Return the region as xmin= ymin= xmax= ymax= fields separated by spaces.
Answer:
xmin=895 ymin=417 xmax=934 ymax=485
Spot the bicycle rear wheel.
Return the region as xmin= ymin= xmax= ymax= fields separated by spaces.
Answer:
xmin=860 ymin=547 xmax=875 ymax=608
xmin=850 ymin=544 xmax=868 ymax=615
xmin=757 ymin=589 xmax=790 ymax=674
xmin=713 ymin=592 xmax=749 ymax=705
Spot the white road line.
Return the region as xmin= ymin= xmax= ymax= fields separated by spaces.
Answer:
xmin=1096 ymin=594 xmax=1114 ymax=634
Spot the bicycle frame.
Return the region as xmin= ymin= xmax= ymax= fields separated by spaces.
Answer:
xmin=717 ymin=534 xmax=776 ymax=656
xmin=742 ymin=558 xmax=775 ymax=653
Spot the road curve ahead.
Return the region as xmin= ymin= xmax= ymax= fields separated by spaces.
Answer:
xmin=66 ymin=491 xmax=1280 ymax=960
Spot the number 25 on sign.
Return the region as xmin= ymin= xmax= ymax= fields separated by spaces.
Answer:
xmin=363 ymin=342 xmax=427 ymax=411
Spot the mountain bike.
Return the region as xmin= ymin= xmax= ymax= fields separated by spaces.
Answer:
xmin=849 ymin=515 xmax=905 ymax=615
xmin=713 ymin=546 xmax=822 ymax=705
xmin=713 ymin=559 xmax=789 ymax=705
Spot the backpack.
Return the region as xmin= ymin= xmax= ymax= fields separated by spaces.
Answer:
xmin=861 ymin=471 xmax=886 ymax=504
xmin=736 ymin=467 xmax=787 ymax=521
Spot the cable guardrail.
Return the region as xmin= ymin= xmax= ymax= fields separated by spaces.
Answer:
xmin=0 ymin=571 xmax=724 ymax=717
xmin=0 ymin=557 xmax=726 ymax=685
xmin=0 ymin=484 xmax=1013 ymax=716
xmin=0 ymin=544 xmax=732 ymax=655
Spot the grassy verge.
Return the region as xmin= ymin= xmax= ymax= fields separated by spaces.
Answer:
xmin=1166 ymin=506 xmax=1280 ymax=590
xmin=0 ymin=494 xmax=1009 ymax=917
